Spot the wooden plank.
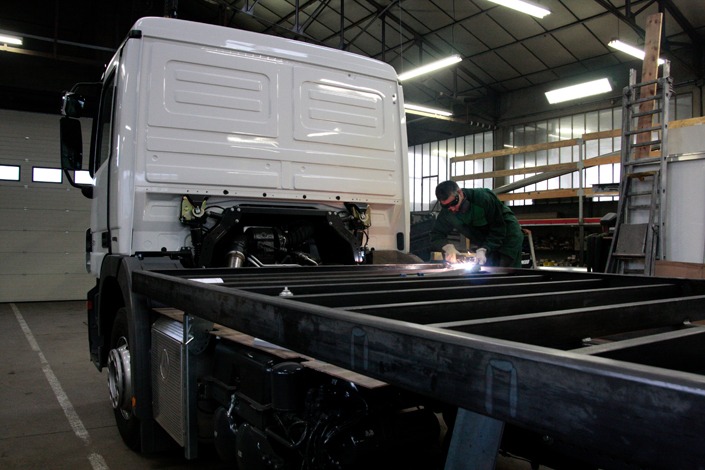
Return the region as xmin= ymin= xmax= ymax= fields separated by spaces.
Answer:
xmin=454 ymin=162 xmax=578 ymax=181
xmin=635 ymin=13 xmax=663 ymax=158
xmin=519 ymin=217 xmax=602 ymax=226
xmin=584 ymin=153 xmax=621 ymax=167
xmin=497 ymin=187 xmax=618 ymax=202
xmin=583 ymin=129 xmax=621 ymax=140
xmin=451 ymin=138 xmax=580 ymax=163
xmin=669 ymin=116 xmax=705 ymax=130
xmin=451 ymin=129 xmax=622 ymax=164
xmin=453 ymin=153 xmax=620 ymax=182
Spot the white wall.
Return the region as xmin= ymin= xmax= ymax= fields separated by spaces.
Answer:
xmin=0 ymin=109 xmax=94 ymax=302
xmin=665 ymin=123 xmax=705 ymax=264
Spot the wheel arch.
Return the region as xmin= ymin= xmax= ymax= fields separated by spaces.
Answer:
xmin=97 ymin=274 xmax=124 ymax=368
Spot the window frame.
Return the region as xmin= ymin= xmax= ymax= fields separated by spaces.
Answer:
xmin=32 ymin=166 xmax=63 ymax=184
xmin=0 ymin=164 xmax=20 ymax=181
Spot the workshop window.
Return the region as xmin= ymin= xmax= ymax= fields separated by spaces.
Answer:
xmin=409 ymin=130 xmax=493 ymax=212
xmin=448 ymin=133 xmax=493 ymax=189
xmin=506 ymin=107 xmax=622 ymax=206
xmin=0 ymin=164 xmax=20 ymax=181
xmin=74 ymin=170 xmax=94 ymax=185
xmin=32 ymin=167 xmax=62 ymax=184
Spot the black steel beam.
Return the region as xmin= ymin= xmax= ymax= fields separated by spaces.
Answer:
xmin=290 ymin=279 xmax=607 ymax=307
xmin=574 ymin=325 xmax=705 ymax=374
xmin=216 ymin=271 xmax=541 ymax=289
xmin=351 ymin=284 xmax=680 ymax=324
xmin=162 ymin=262 xmax=449 ymax=281
xmin=230 ymin=273 xmax=549 ymax=295
xmin=174 ymin=266 xmax=552 ymax=292
xmin=440 ymin=295 xmax=705 ymax=349
xmin=132 ymin=269 xmax=705 ymax=469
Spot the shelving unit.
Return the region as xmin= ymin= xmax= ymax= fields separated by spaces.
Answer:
xmin=518 ymin=218 xmax=603 ymax=267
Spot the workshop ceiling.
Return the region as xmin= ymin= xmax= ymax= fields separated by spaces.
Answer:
xmin=1 ymin=0 xmax=703 ymax=145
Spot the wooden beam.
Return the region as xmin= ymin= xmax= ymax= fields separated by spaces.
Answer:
xmin=454 ymin=162 xmax=578 ymax=181
xmin=669 ymin=116 xmax=705 ymax=129
xmin=451 ymin=130 xmax=621 ymax=164
xmin=584 ymin=153 xmax=621 ymax=167
xmin=582 ymin=129 xmax=621 ymax=140
xmin=453 ymin=153 xmax=620 ymax=182
xmin=497 ymin=187 xmax=619 ymax=202
xmin=451 ymin=139 xmax=580 ymax=163
xmin=635 ymin=13 xmax=663 ymax=158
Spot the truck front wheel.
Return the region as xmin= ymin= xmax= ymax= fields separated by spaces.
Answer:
xmin=108 ymin=307 xmax=141 ymax=450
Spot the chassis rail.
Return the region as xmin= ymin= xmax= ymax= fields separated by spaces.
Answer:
xmin=132 ymin=264 xmax=705 ymax=469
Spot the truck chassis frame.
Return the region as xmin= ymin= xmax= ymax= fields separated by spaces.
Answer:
xmin=132 ymin=264 xmax=705 ymax=469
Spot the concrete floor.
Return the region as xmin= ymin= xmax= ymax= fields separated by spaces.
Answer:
xmin=0 ymin=301 xmax=538 ymax=470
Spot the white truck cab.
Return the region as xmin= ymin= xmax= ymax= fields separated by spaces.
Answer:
xmin=58 ymin=19 xmax=427 ymax=460
xmin=61 ymin=17 xmax=411 ymax=275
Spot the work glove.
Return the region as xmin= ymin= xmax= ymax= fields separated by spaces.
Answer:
xmin=475 ymin=247 xmax=487 ymax=266
xmin=442 ymin=244 xmax=460 ymax=264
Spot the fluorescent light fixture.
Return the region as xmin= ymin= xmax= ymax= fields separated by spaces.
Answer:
xmin=398 ymin=54 xmax=462 ymax=81
xmin=487 ymin=0 xmax=550 ymax=18
xmin=545 ymin=78 xmax=612 ymax=104
xmin=608 ymin=39 xmax=665 ymax=65
xmin=0 ymin=33 xmax=22 ymax=46
xmin=404 ymin=103 xmax=453 ymax=117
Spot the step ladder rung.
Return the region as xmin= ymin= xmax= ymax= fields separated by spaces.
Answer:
xmin=624 ymin=157 xmax=662 ymax=167
xmin=612 ymin=253 xmax=646 ymax=259
xmin=625 ymin=126 xmax=663 ymax=136
xmin=629 ymin=139 xmax=662 ymax=149
xmin=630 ymin=77 xmax=662 ymax=88
xmin=629 ymin=93 xmax=664 ymax=105
xmin=625 ymin=171 xmax=658 ymax=178
xmin=623 ymin=268 xmax=647 ymax=275
xmin=624 ymin=191 xmax=651 ymax=198
xmin=632 ymin=109 xmax=662 ymax=118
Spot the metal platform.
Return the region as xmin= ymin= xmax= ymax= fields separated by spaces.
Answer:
xmin=132 ymin=264 xmax=705 ymax=469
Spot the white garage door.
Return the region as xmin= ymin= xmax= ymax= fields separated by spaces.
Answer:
xmin=0 ymin=109 xmax=94 ymax=302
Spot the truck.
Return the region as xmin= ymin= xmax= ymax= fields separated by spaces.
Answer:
xmin=59 ymin=16 xmax=441 ymax=469
xmin=60 ymin=16 xmax=705 ymax=470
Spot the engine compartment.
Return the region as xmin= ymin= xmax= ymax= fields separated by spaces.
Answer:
xmin=179 ymin=196 xmax=372 ymax=268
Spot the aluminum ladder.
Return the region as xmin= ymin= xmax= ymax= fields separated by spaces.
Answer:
xmin=607 ymin=66 xmax=673 ymax=275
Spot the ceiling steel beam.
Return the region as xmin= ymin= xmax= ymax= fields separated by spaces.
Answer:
xmin=657 ymin=0 xmax=701 ymax=45
xmin=343 ymin=1 xmax=398 ymax=52
xmin=592 ymin=0 xmax=647 ymax=40
xmin=293 ymin=0 xmax=331 ymax=36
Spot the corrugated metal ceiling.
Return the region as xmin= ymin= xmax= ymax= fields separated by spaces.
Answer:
xmin=0 ymin=0 xmax=703 ymax=144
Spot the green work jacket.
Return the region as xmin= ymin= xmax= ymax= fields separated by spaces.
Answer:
xmin=430 ymin=188 xmax=524 ymax=261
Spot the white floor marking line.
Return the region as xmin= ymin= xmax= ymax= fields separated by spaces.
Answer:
xmin=10 ymin=303 xmax=109 ymax=470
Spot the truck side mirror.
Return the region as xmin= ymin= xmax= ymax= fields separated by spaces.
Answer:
xmin=60 ymin=117 xmax=83 ymax=170
xmin=61 ymin=92 xmax=86 ymax=118
xmin=60 ymin=116 xmax=93 ymax=198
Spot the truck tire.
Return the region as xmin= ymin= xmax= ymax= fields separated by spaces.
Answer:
xmin=108 ymin=307 xmax=141 ymax=450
